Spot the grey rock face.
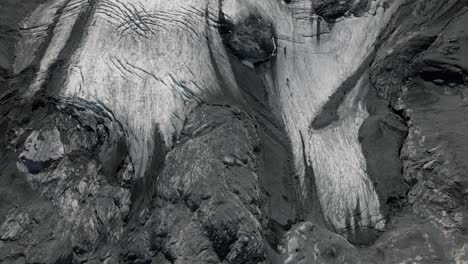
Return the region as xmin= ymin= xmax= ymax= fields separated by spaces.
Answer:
xmin=18 ymin=126 xmax=65 ymax=174
xmin=221 ymin=15 xmax=276 ymax=66
xmin=1 ymin=0 xmax=468 ymax=263
xmin=1 ymin=97 xmax=133 ymax=262
xmin=313 ymin=0 xmax=371 ymax=22
xmin=369 ymin=1 xmax=468 ymax=260
xmin=151 ymin=104 xmax=265 ymax=263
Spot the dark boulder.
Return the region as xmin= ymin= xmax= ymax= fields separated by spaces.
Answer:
xmin=221 ymin=15 xmax=276 ymax=66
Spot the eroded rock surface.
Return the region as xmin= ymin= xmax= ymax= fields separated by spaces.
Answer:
xmin=221 ymin=14 xmax=276 ymax=66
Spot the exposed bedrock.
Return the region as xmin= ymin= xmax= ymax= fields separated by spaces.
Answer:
xmin=0 ymin=96 xmax=135 ymax=262
xmin=220 ymin=14 xmax=276 ymax=67
xmin=1 ymin=0 xmax=468 ymax=263
xmin=109 ymin=104 xmax=267 ymax=264
xmin=369 ymin=0 xmax=468 ymax=261
xmin=313 ymin=0 xmax=372 ymax=22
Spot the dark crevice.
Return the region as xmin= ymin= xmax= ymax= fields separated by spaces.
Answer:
xmin=263 ymin=219 xmax=292 ymax=254
xmin=418 ymin=64 xmax=466 ymax=86
xmin=131 ymin=125 xmax=168 ymax=215
xmin=205 ymin=225 xmax=237 ymax=261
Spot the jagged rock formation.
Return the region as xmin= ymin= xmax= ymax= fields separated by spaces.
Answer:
xmin=1 ymin=0 xmax=467 ymax=263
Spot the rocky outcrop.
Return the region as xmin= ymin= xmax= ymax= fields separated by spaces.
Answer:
xmin=368 ymin=0 xmax=468 ymax=261
xmin=220 ymin=14 xmax=276 ymax=67
xmin=150 ymin=104 xmax=265 ymax=263
xmin=313 ymin=0 xmax=371 ymax=22
xmin=0 ymin=97 xmax=134 ymax=262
